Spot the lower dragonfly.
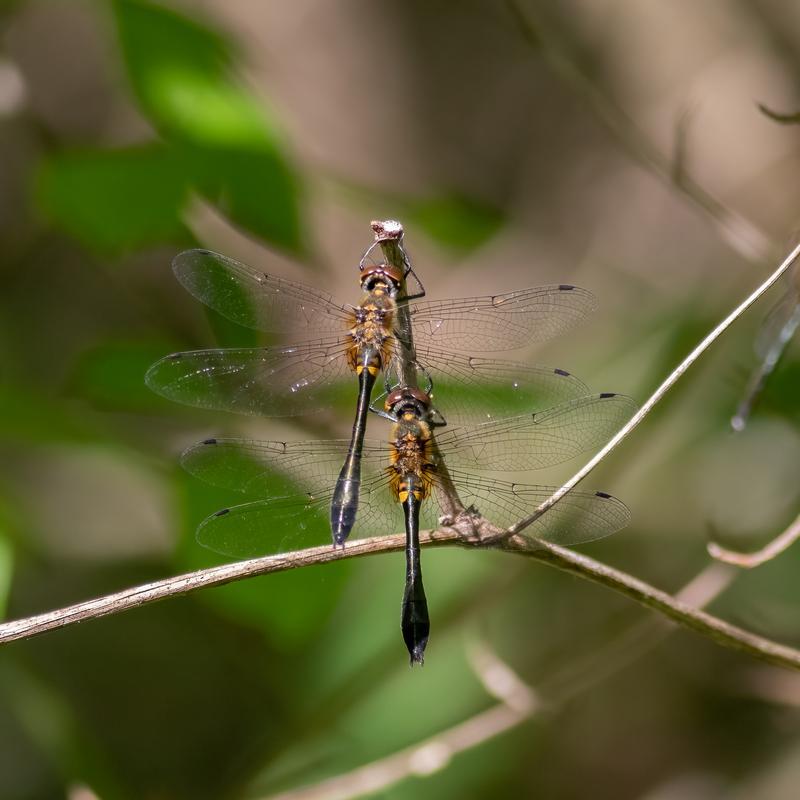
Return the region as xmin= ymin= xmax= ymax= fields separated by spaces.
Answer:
xmin=182 ymin=390 xmax=634 ymax=663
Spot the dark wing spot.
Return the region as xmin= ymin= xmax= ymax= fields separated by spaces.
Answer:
xmin=554 ymin=368 xmax=571 ymax=377
xmin=599 ymin=392 xmax=616 ymax=399
xmin=214 ymin=508 xmax=231 ymax=517
xmin=594 ymin=491 xmax=612 ymax=499
xmin=558 ymin=284 xmax=576 ymax=291
xmin=202 ymin=438 xmax=218 ymax=445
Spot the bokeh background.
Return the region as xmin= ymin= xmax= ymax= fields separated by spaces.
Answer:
xmin=2 ymin=1 xmax=800 ymax=798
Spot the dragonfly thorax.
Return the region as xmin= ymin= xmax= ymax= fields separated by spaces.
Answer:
xmin=388 ymin=417 xmax=434 ymax=502
xmin=346 ymin=291 xmax=396 ymax=373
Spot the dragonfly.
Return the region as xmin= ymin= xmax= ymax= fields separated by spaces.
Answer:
xmin=146 ymin=247 xmax=598 ymax=546
xmin=732 ymin=264 xmax=800 ymax=431
xmin=181 ymin=390 xmax=635 ymax=663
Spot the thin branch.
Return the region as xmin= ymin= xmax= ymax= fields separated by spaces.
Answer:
xmin=4 ymin=523 xmax=800 ymax=673
xmin=0 ymin=533 xmax=439 ymax=644
xmin=504 ymin=535 xmax=800 ymax=671
xmin=509 ymin=240 xmax=800 ymax=536
xmin=708 ymin=510 xmax=800 ymax=568
xmin=506 ymin=0 xmax=773 ymax=263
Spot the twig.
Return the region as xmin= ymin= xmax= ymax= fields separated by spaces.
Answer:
xmin=3 ymin=525 xmax=800 ymax=673
xmin=509 ymin=240 xmax=800 ymax=536
xmin=504 ymin=536 xmax=800 ymax=671
xmin=506 ymin=0 xmax=773 ymax=263
xmin=708 ymin=510 xmax=800 ymax=568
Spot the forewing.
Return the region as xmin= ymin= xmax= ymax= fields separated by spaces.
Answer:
xmin=408 ymin=284 xmax=596 ymax=352
xmin=434 ymin=393 xmax=636 ymax=471
xmin=173 ymin=249 xmax=350 ymax=336
xmin=145 ymin=339 xmax=354 ymax=416
xmin=443 ymin=470 xmax=630 ymax=545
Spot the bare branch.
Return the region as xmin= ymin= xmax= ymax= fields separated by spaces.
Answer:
xmin=509 ymin=240 xmax=800 ymax=536
xmin=708 ymin=510 xmax=800 ymax=568
xmin=3 ymin=521 xmax=800 ymax=673
xmin=504 ymin=535 xmax=800 ymax=671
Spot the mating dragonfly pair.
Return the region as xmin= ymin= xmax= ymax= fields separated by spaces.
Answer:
xmin=146 ymin=226 xmax=635 ymax=663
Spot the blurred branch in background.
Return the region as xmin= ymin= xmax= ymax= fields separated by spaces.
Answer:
xmin=506 ymin=0 xmax=774 ymax=262
xmin=267 ymin=640 xmax=539 ymax=800
xmin=263 ymin=562 xmax=738 ymax=800
xmin=708 ymin=510 xmax=800 ymax=568
xmin=3 ymin=242 xmax=800 ymax=670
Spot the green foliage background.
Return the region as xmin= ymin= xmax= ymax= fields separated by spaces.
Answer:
xmin=2 ymin=1 xmax=800 ymax=798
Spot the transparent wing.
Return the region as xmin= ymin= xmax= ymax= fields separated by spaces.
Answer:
xmin=145 ymin=338 xmax=355 ymax=416
xmin=195 ymin=471 xmax=402 ymax=559
xmin=408 ymin=284 xmax=597 ymax=352
xmin=434 ymin=393 xmax=636 ymax=471
xmin=181 ymin=437 xmax=388 ymax=498
xmin=442 ymin=470 xmax=630 ymax=545
xmin=732 ymin=287 xmax=800 ymax=431
xmin=755 ymin=285 xmax=800 ymax=360
xmin=388 ymin=346 xmax=591 ymax=423
xmin=173 ymin=249 xmax=351 ymax=336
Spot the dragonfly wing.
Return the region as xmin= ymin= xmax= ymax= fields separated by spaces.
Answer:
xmin=181 ymin=438 xmax=374 ymax=497
xmin=173 ymin=249 xmax=350 ymax=336
xmin=408 ymin=284 xmax=596 ymax=352
xmin=196 ymin=467 xmax=399 ymax=558
xmin=443 ymin=470 xmax=630 ymax=545
xmin=409 ymin=346 xmax=590 ymax=422
xmin=435 ymin=393 xmax=636 ymax=471
xmin=145 ymin=339 xmax=354 ymax=416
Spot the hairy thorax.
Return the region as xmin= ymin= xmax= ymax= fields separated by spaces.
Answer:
xmin=346 ymin=287 xmax=396 ymax=374
xmin=389 ymin=414 xmax=435 ymax=502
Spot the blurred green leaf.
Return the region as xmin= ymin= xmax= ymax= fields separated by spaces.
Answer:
xmin=0 ymin=387 xmax=100 ymax=444
xmin=0 ymin=532 xmax=12 ymax=619
xmin=35 ymin=145 xmax=188 ymax=254
xmin=69 ymin=339 xmax=183 ymax=411
xmin=112 ymin=0 xmax=303 ymax=252
xmin=405 ymin=193 xmax=504 ymax=253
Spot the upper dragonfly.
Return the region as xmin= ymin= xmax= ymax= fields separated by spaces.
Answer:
xmin=146 ymin=247 xmax=597 ymax=544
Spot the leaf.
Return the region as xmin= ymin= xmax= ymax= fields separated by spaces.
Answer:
xmin=68 ymin=340 xmax=181 ymax=411
xmin=112 ymin=0 xmax=303 ymax=252
xmin=35 ymin=145 xmax=189 ymax=254
xmin=757 ymin=103 xmax=800 ymax=125
xmin=405 ymin=193 xmax=505 ymax=253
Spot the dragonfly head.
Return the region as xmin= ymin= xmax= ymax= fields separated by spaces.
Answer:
xmin=360 ymin=263 xmax=403 ymax=295
xmin=385 ymin=387 xmax=431 ymax=418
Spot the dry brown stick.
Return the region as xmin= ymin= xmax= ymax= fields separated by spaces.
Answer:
xmin=3 ymin=526 xmax=800 ymax=673
xmin=708 ymin=510 xmax=800 ymax=568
